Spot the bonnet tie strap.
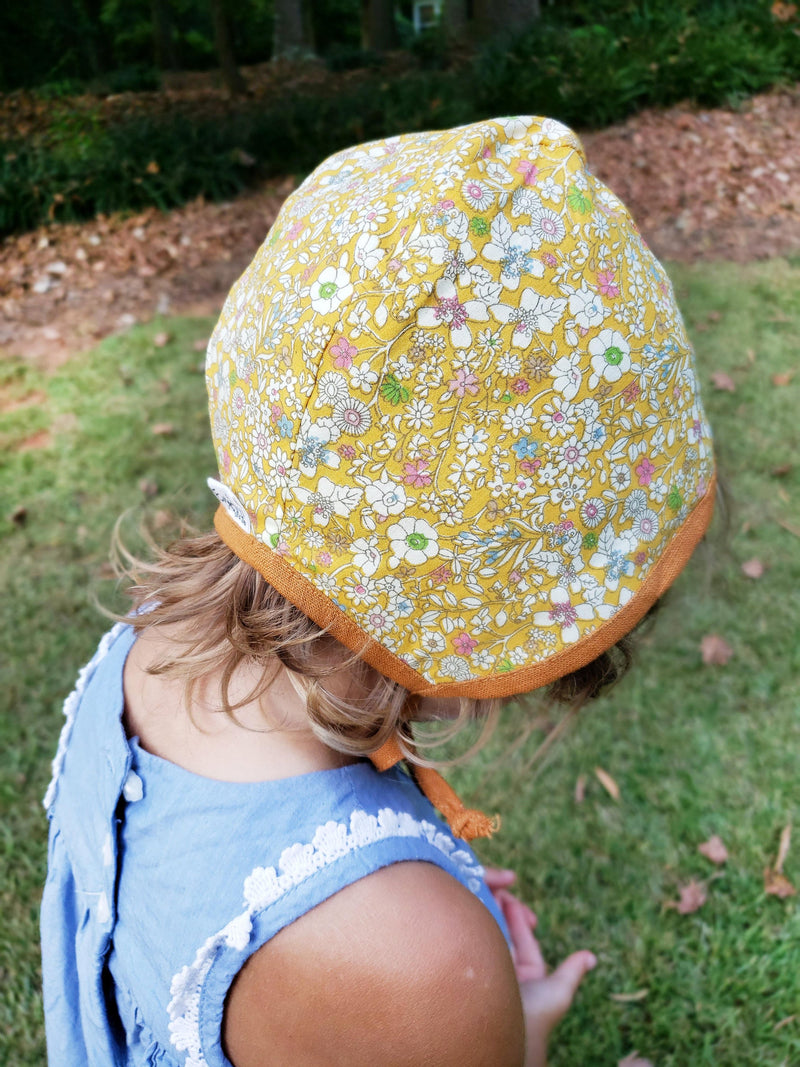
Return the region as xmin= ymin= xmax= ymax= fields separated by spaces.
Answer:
xmin=370 ymin=736 xmax=499 ymax=842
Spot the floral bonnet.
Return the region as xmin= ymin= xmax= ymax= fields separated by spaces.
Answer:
xmin=206 ymin=116 xmax=715 ymax=716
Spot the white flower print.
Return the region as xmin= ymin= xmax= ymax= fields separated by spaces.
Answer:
xmin=353 ymin=232 xmax=386 ymax=276
xmin=333 ymin=396 xmax=372 ymax=436
xmin=589 ymin=525 xmax=636 ymax=591
xmin=310 ymin=266 xmax=353 ymax=315
xmin=540 ymin=396 xmax=575 ymax=438
xmin=455 ymin=424 xmax=489 ymax=456
xmin=555 ymin=436 xmax=589 ymax=474
xmin=461 ymin=179 xmax=495 ymax=211
xmin=497 ymin=352 xmax=521 ymax=376
xmin=568 ymin=283 xmax=607 ymax=330
xmin=364 ymin=472 xmax=407 ymax=515
xmin=610 ymin=463 xmax=631 ymax=492
xmin=580 ymin=497 xmax=606 ymax=528
xmin=549 ymin=474 xmax=587 ymax=512
xmin=501 ymin=402 xmax=535 ymax=434
xmin=269 ymin=448 xmax=300 ymax=490
xmin=588 ymin=329 xmax=632 ymax=387
xmin=529 ymin=206 xmax=566 ymax=244
xmin=351 ymin=535 xmax=381 ymax=576
xmin=493 ymin=287 xmax=567 ymax=343
xmin=349 ymin=363 xmax=379 ymax=392
xmin=315 ymin=371 xmax=349 ymax=409
xmin=550 ymin=353 xmax=583 ymax=401
xmin=387 ymin=517 xmax=439 ymax=566
xmin=533 ymin=586 xmax=594 ymax=644
xmin=632 ymin=508 xmax=659 ymax=543
xmin=294 ymin=477 xmax=362 ymax=526
xmin=405 ymin=399 xmax=435 ymax=430
xmin=538 ymin=176 xmax=563 ymax=202
xmin=417 ymin=278 xmax=490 ymax=349
xmin=482 ymin=216 xmax=544 ymax=291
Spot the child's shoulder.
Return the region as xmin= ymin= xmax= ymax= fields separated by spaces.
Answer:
xmin=224 ymin=860 xmax=524 ymax=1067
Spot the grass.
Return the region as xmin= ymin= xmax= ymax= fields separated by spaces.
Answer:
xmin=1 ymin=259 xmax=799 ymax=1064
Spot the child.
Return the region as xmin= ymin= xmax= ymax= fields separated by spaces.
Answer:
xmin=41 ymin=115 xmax=715 ymax=1066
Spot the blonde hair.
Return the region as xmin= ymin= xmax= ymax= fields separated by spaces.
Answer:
xmin=112 ymin=528 xmax=502 ymax=763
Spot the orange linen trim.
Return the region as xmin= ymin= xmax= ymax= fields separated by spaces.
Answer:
xmin=214 ymin=471 xmax=715 ymax=700
xmin=371 ymin=736 xmax=499 ymax=842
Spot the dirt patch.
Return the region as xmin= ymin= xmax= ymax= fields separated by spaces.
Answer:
xmin=1 ymin=85 xmax=799 ymax=373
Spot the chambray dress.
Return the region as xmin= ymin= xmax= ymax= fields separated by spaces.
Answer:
xmin=41 ymin=623 xmax=509 ymax=1067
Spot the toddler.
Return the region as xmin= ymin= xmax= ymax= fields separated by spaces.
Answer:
xmin=41 ymin=115 xmax=715 ymax=1066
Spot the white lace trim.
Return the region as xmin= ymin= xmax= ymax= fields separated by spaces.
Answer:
xmin=42 ymin=622 xmax=128 ymax=811
xmin=167 ymin=806 xmax=484 ymax=1066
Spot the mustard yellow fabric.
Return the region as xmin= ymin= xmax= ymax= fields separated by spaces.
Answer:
xmin=206 ymin=116 xmax=714 ymax=692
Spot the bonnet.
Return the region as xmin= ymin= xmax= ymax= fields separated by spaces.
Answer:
xmin=205 ymin=116 xmax=715 ymax=835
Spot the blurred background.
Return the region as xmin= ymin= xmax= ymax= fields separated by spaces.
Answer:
xmin=2 ymin=3 xmax=800 ymax=1065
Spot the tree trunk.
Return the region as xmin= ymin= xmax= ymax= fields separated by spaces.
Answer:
xmin=361 ymin=0 xmax=397 ymax=53
xmin=474 ymin=0 xmax=539 ymax=37
xmin=273 ymin=0 xmax=313 ymax=59
xmin=209 ymin=0 xmax=247 ymax=95
xmin=443 ymin=0 xmax=469 ymax=45
xmin=151 ymin=0 xmax=178 ymax=71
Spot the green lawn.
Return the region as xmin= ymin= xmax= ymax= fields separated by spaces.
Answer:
xmin=1 ymin=259 xmax=799 ymax=1065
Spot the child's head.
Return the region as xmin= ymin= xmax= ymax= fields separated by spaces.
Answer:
xmin=198 ymin=115 xmax=714 ymax=728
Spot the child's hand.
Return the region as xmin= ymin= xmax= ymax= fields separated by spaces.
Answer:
xmin=483 ymin=868 xmax=596 ymax=1067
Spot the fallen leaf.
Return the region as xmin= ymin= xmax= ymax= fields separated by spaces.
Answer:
xmin=138 ymin=479 xmax=159 ymax=498
xmin=774 ymin=1015 xmax=797 ymax=1032
xmin=741 ymin=558 xmax=765 ymax=579
xmin=772 ymin=371 xmax=795 ymax=386
xmin=153 ymin=331 xmax=172 ymax=348
xmin=772 ymin=463 xmax=792 ymax=476
xmin=9 ymin=504 xmax=28 ymax=526
xmin=146 ymin=160 xmax=160 ymax=175
xmin=700 ymin=633 xmax=734 ymax=665
xmin=619 ymin=1053 xmax=655 ymax=1067
xmin=594 ymin=766 xmax=620 ymax=801
xmin=698 ymin=835 xmax=729 ymax=865
xmin=710 ymin=371 xmax=736 ymax=392
xmin=764 ymin=869 xmax=796 ymax=898
xmin=609 ymin=988 xmax=649 ymax=1003
xmin=671 ymin=879 xmax=707 ymax=914
xmin=776 ymin=823 xmax=792 ymax=872
xmin=745 ymin=347 xmax=756 ymax=364
xmin=150 ymin=422 xmax=175 ymax=436
xmin=777 ymin=517 xmax=800 ymax=538
xmin=574 ymin=774 xmax=586 ymax=803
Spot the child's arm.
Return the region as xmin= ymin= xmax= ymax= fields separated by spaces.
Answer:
xmin=224 ymin=861 xmax=525 ymax=1066
xmin=223 ymin=862 xmax=592 ymax=1066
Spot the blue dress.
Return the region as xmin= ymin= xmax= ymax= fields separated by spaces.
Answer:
xmin=41 ymin=623 xmax=510 ymax=1066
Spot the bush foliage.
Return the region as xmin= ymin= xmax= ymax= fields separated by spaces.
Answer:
xmin=2 ymin=0 xmax=799 ymax=236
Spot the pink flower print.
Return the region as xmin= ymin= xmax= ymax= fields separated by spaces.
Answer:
xmin=636 ymin=456 xmax=655 ymax=486
xmin=520 ymin=458 xmax=541 ymax=474
xmin=338 ymin=444 xmax=356 ymax=459
xmin=453 ymin=631 xmax=478 ymax=656
xmin=270 ymin=403 xmax=282 ymax=423
xmin=448 ymin=368 xmax=480 ymax=398
xmin=221 ymin=448 xmax=232 ymax=475
xmin=511 ymin=376 xmax=530 ymax=395
xmin=516 ymin=160 xmax=539 ymax=186
xmin=541 ymin=252 xmax=557 ymax=268
xmin=597 ymin=270 xmax=619 ymax=298
xmin=622 ymin=381 xmax=641 ymax=404
xmin=635 ymin=551 xmax=647 ymax=566
xmin=509 ymin=570 xmax=522 ymax=584
xmin=287 ymin=221 xmax=304 ymax=241
xmin=429 ymin=564 xmax=452 ymax=585
xmin=331 ymin=335 xmax=357 ymax=370
xmin=403 ymin=459 xmax=432 ymax=488
xmin=317 ymin=551 xmax=332 ymax=567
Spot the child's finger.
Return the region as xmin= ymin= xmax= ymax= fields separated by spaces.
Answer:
xmin=497 ymin=890 xmax=547 ymax=979
xmin=483 ymin=867 xmax=516 ymax=889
